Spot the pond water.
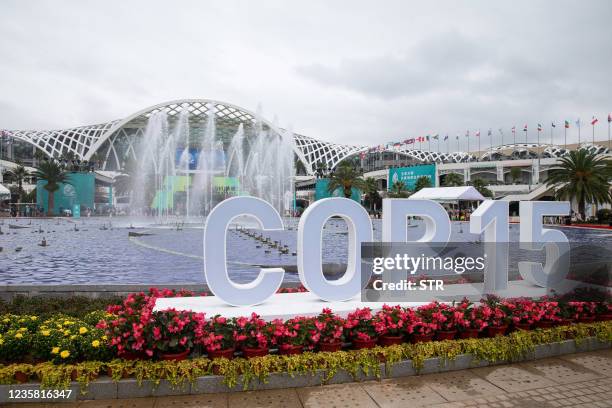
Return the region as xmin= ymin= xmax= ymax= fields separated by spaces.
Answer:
xmin=0 ymin=217 xmax=610 ymax=285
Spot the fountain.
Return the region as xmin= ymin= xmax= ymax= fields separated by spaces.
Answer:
xmin=126 ymin=103 xmax=296 ymax=222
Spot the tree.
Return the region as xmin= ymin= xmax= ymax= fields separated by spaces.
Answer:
xmin=33 ymin=160 xmax=70 ymax=216
xmin=510 ymin=167 xmax=522 ymax=184
xmin=414 ymin=176 xmax=432 ymax=192
xmin=363 ymin=177 xmax=380 ymax=211
xmin=443 ymin=172 xmax=464 ymax=187
xmin=470 ymin=178 xmax=493 ymax=198
xmin=388 ymin=180 xmax=409 ymax=198
xmin=6 ymin=164 xmax=29 ymax=203
xmin=326 ymin=162 xmax=367 ymax=198
xmin=546 ymin=150 xmax=612 ymax=220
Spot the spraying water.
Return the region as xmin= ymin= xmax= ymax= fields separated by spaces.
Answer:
xmin=128 ymin=103 xmax=295 ymax=222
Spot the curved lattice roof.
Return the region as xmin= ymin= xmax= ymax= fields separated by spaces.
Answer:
xmin=2 ymin=99 xmax=610 ymax=175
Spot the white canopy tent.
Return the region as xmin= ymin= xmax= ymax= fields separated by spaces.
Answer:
xmin=0 ymin=184 xmax=10 ymax=198
xmin=408 ymin=186 xmax=486 ymax=201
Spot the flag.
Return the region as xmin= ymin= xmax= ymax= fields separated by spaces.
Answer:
xmin=576 ymin=118 xmax=581 ymax=127
xmin=393 ymin=142 xmax=401 ymax=147
xmin=416 ymin=136 xmax=425 ymax=142
xmin=537 ymin=124 xmax=543 ymax=131
xmin=432 ymin=134 xmax=439 ymax=139
xmin=443 ymin=134 xmax=448 ymax=140
xmin=487 ymin=129 xmax=492 ymax=136
xmin=465 ymin=130 xmax=470 ymax=137
xmin=456 ymin=135 xmax=459 ymax=140
xmin=608 ymin=114 xmax=611 ymax=123
xmin=511 ymin=126 xmax=516 ymax=133
xmin=551 ymin=122 xmax=556 ymax=128
xmin=475 ymin=130 xmax=480 ymax=137
xmin=523 ymin=124 xmax=528 ymax=132
xmin=406 ymin=138 xmax=414 ymax=144
xmin=564 ymin=120 xmax=570 ymax=128
xmin=425 ymin=135 xmax=430 ymax=141
xmin=591 ymin=116 xmax=598 ymax=125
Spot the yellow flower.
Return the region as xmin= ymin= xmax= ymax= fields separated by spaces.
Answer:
xmin=63 ymin=320 xmax=73 ymax=326
xmin=41 ymin=330 xmax=51 ymax=336
xmin=30 ymin=316 xmax=38 ymax=321
xmin=15 ymin=333 xmax=23 ymax=339
xmin=18 ymin=327 xmax=27 ymax=332
xmin=91 ymin=340 xmax=100 ymax=348
xmin=0 ymin=338 xmax=4 ymax=345
xmin=79 ymin=327 xmax=88 ymax=335
xmin=3 ymin=318 xmax=9 ymax=323
xmin=63 ymin=330 xmax=71 ymax=337
xmin=60 ymin=350 xmax=70 ymax=359
xmin=70 ymin=335 xmax=77 ymax=340
xmin=51 ymin=347 xmax=59 ymax=354
xmin=102 ymin=335 xmax=107 ymax=340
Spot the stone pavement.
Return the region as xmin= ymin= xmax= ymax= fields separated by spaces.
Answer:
xmin=7 ymin=349 xmax=612 ymax=408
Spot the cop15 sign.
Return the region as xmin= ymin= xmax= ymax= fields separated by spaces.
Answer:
xmin=204 ymin=197 xmax=570 ymax=306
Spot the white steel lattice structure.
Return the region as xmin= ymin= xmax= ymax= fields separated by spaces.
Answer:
xmin=292 ymin=134 xmax=368 ymax=174
xmin=3 ymin=99 xmax=610 ymax=175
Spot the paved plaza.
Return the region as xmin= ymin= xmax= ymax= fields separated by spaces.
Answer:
xmin=6 ymin=349 xmax=611 ymax=408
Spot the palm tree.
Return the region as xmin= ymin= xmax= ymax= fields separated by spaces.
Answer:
xmin=510 ymin=167 xmax=522 ymax=184
xmin=414 ymin=176 xmax=432 ymax=192
xmin=443 ymin=172 xmax=464 ymax=187
xmin=470 ymin=178 xmax=493 ymax=198
xmin=33 ymin=160 xmax=71 ymax=216
xmin=388 ymin=180 xmax=409 ymax=198
xmin=363 ymin=177 xmax=380 ymax=211
xmin=326 ymin=162 xmax=367 ymax=198
xmin=546 ymin=150 xmax=612 ymax=220
xmin=6 ymin=164 xmax=29 ymax=203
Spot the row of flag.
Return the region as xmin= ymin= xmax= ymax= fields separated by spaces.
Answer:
xmin=363 ymin=114 xmax=612 ymax=155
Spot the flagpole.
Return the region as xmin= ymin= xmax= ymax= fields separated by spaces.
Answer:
xmin=467 ymin=132 xmax=470 ymax=154
xmin=592 ymin=122 xmax=595 ymax=145
xmin=537 ymin=127 xmax=540 ymax=158
xmin=608 ymin=115 xmax=612 ymax=153
xmin=437 ymin=137 xmax=439 ymax=153
xmin=456 ymin=136 xmax=459 ymax=152
xmin=578 ymin=121 xmax=581 ymax=147
xmin=477 ymin=129 xmax=481 ymax=161
xmin=428 ymin=136 xmax=431 ymax=152
xmin=550 ymin=124 xmax=553 ymax=145
xmin=564 ymin=126 xmax=567 ymax=150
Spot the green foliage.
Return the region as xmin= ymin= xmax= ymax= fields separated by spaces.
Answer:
xmin=0 ymin=313 xmax=111 ymax=364
xmin=547 ymin=150 xmax=612 ymax=219
xmin=0 ymin=321 xmax=608 ymax=392
xmin=32 ymin=160 xmax=71 ymax=215
xmin=0 ymin=295 xmax=122 ymax=318
xmin=327 ymin=162 xmax=367 ymax=198
xmin=509 ymin=167 xmax=522 ymax=184
xmin=414 ymin=176 xmax=432 ymax=192
xmin=388 ymin=181 xmax=409 ymax=198
xmin=442 ymin=172 xmax=464 ymax=187
xmin=596 ymin=208 xmax=611 ymax=224
xmin=362 ymin=177 xmax=380 ymax=211
xmin=5 ymin=164 xmax=30 ymax=201
xmin=470 ymin=178 xmax=493 ymax=198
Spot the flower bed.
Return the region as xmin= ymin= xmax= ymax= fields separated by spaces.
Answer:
xmin=1 ymin=289 xmax=610 ymax=366
xmin=0 ymin=321 xmax=609 ymax=394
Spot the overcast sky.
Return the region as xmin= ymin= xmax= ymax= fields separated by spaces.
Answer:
xmin=1 ymin=0 xmax=611 ymax=150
